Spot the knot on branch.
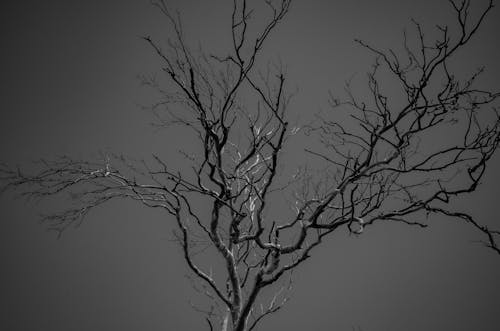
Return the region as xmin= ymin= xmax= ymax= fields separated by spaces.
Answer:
xmin=348 ymin=217 xmax=365 ymax=235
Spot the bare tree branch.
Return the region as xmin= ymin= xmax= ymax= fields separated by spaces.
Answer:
xmin=1 ymin=1 xmax=499 ymax=330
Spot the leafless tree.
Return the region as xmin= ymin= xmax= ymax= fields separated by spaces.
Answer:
xmin=1 ymin=1 xmax=499 ymax=330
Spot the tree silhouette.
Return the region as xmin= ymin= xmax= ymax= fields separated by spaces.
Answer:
xmin=1 ymin=1 xmax=499 ymax=330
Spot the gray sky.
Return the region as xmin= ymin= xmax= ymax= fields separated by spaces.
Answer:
xmin=1 ymin=1 xmax=500 ymax=330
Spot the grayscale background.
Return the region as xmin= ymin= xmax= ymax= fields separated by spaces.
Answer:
xmin=1 ymin=0 xmax=499 ymax=330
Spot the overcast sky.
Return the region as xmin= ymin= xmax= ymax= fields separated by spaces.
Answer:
xmin=1 ymin=1 xmax=500 ymax=330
